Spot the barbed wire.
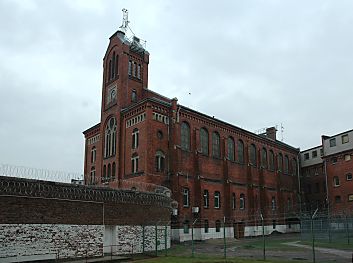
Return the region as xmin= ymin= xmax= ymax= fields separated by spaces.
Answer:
xmin=0 ymin=164 xmax=82 ymax=183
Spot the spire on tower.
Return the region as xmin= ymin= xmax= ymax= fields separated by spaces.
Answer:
xmin=119 ymin=8 xmax=129 ymax=33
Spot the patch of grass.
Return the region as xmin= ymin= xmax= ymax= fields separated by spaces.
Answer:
xmin=133 ymin=255 xmax=301 ymax=263
xmin=300 ymin=240 xmax=353 ymax=250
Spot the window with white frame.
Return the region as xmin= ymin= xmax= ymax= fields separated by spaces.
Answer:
xmin=91 ymin=146 xmax=96 ymax=163
xmin=132 ymin=128 xmax=139 ymax=149
xmin=183 ymin=188 xmax=189 ymax=207
xmin=333 ymin=176 xmax=340 ymax=187
xmin=203 ymin=189 xmax=209 ymax=208
xmin=131 ymin=154 xmax=139 ymax=174
xmin=232 ymin=193 xmax=236 ymax=209
xmin=90 ymin=167 xmax=95 ymax=184
xmin=240 ymin=193 xmax=245 ymax=209
xmin=155 ymin=150 xmax=165 ymax=172
xmin=214 ymin=191 xmax=221 ymax=208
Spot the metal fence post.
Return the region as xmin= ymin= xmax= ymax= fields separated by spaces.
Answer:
xmin=142 ymin=225 xmax=145 ymax=254
xmin=164 ymin=225 xmax=167 ymax=256
xmin=223 ymin=217 xmax=227 ymax=259
xmin=311 ymin=208 xmax=318 ymax=263
xmin=191 ymin=222 xmax=194 ymax=258
xmin=346 ymin=215 xmax=350 ymax=244
xmin=155 ymin=224 xmax=158 ymax=256
xmin=328 ymin=215 xmax=332 ymax=243
xmin=260 ymin=213 xmax=265 ymax=261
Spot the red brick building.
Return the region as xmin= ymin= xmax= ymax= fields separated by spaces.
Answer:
xmin=83 ymin=29 xmax=301 ymax=241
xmin=300 ymin=130 xmax=353 ymax=216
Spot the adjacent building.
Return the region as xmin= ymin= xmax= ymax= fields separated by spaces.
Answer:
xmin=300 ymin=130 xmax=353 ymax=215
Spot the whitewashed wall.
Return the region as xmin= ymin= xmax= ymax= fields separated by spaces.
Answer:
xmin=0 ymin=224 xmax=171 ymax=262
xmin=0 ymin=224 xmax=104 ymax=263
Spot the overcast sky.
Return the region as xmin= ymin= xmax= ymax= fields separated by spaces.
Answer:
xmin=1 ymin=0 xmax=353 ymax=175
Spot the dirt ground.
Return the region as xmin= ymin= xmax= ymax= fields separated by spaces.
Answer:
xmin=170 ymin=233 xmax=353 ymax=263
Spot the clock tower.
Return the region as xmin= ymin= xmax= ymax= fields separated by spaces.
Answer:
xmin=97 ymin=17 xmax=149 ymax=183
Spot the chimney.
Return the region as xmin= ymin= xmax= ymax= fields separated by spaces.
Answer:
xmin=266 ymin=127 xmax=277 ymax=141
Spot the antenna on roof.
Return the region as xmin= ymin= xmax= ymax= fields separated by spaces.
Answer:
xmin=281 ymin=123 xmax=284 ymax=141
xmin=119 ymin=8 xmax=129 ymax=33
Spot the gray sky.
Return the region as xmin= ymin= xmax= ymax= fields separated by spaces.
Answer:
xmin=1 ymin=0 xmax=353 ymax=174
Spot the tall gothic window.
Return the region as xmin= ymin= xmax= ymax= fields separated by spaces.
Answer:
xmin=278 ymin=153 xmax=283 ymax=172
xmin=107 ymin=163 xmax=111 ymax=180
xmin=238 ymin=139 xmax=244 ymax=164
xmin=155 ymin=150 xmax=165 ymax=172
xmin=249 ymin=144 xmax=257 ymax=166
xmin=284 ymin=155 xmax=289 ymax=174
xmin=292 ymin=158 xmax=297 ymax=176
xmin=212 ymin=132 xmax=220 ymax=158
xmin=200 ymin=128 xmax=209 ymax=155
xmin=261 ymin=147 xmax=267 ymax=168
xmin=91 ymin=146 xmax=96 ymax=163
xmin=112 ymin=162 xmax=116 ymax=180
xmin=181 ymin=122 xmax=191 ymax=151
xmin=227 ymin=137 xmax=235 ymax=161
xmin=132 ymin=128 xmax=139 ymax=149
xmin=269 ymin=150 xmax=275 ymax=171
xmin=104 ymin=117 xmax=117 ymax=158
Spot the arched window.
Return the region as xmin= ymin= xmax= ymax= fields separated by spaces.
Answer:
xmin=131 ymin=153 xmax=139 ymax=174
xmin=91 ymin=146 xmax=96 ymax=163
xmin=292 ymin=158 xmax=297 ymax=176
xmin=278 ymin=153 xmax=283 ymax=172
xmin=132 ymin=128 xmax=139 ymax=149
xmin=107 ymin=163 xmax=111 ymax=180
xmin=155 ymin=150 xmax=165 ymax=172
xmin=90 ymin=166 xmax=95 ymax=185
xmin=115 ymin=54 xmax=119 ymax=76
xmin=137 ymin=64 xmax=141 ymax=79
xmin=108 ymin=60 xmax=112 ymax=81
xmin=104 ymin=117 xmax=117 ymax=158
xmin=111 ymin=52 xmax=116 ymax=79
xmin=238 ymin=140 xmax=244 ymax=164
xmin=215 ymin=220 xmax=221 ymax=232
xmin=232 ymin=193 xmax=236 ymax=209
xmin=269 ymin=150 xmax=274 ymax=171
xmin=284 ymin=155 xmax=289 ymax=174
xmin=128 ymin=60 xmax=132 ymax=76
xmin=131 ymin=89 xmax=137 ymax=102
xmin=249 ymin=144 xmax=257 ymax=166
xmin=181 ymin=122 xmax=191 ymax=151
xmin=200 ymin=128 xmax=209 ymax=155
xmin=227 ymin=137 xmax=235 ymax=161
xmin=112 ymin=162 xmax=116 ymax=179
xmin=240 ymin=193 xmax=245 ymax=209
xmin=212 ymin=132 xmax=220 ymax=158
xmin=261 ymin=147 xmax=267 ymax=168
xmin=102 ymin=165 xmax=106 ymax=183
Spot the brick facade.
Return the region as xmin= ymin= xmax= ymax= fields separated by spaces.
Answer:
xmin=83 ymin=29 xmax=301 ymax=241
